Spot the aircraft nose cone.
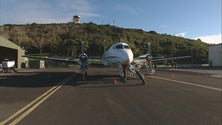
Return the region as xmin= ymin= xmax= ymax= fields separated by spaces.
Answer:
xmin=121 ymin=51 xmax=133 ymax=64
xmin=123 ymin=56 xmax=130 ymax=64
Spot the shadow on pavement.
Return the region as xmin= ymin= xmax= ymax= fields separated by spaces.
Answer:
xmin=0 ymin=72 xmax=75 ymax=88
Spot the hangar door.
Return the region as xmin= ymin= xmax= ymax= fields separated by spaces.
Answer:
xmin=0 ymin=46 xmax=18 ymax=68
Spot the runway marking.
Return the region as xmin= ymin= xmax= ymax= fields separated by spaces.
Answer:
xmin=0 ymin=75 xmax=73 ymax=125
xmin=153 ymin=76 xmax=222 ymax=92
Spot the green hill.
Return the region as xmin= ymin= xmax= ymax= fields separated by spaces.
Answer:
xmin=0 ymin=22 xmax=209 ymax=64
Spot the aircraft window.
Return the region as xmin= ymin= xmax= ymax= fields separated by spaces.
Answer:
xmin=116 ymin=45 xmax=123 ymax=49
xmin=124 ymin=45 xmax=130 ymax=49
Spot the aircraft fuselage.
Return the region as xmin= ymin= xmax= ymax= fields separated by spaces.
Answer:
xmin=102 ymin=42 xmax=133 ymax=67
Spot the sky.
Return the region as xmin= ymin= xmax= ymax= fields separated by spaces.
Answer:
xmin=0 ymin=0 xmax=221 ymax=44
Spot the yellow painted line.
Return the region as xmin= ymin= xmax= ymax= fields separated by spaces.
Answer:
xmin=154 ymin=76 xmax=222 ymax=92
xmin=0 ymin=75 xmax=73 ymax=125
xmin=0 ymin=86 xmax=57 ymax=125
xmin=9 ymin=86 xmax=62 ymax=125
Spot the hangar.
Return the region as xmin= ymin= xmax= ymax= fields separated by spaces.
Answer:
xmin=209 ymin=43 xmax=222 ymax=67
xmin=0 ymin=36 xmax=25 ymax=69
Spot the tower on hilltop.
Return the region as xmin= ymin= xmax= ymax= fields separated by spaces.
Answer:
xmin=73 ymin=15 xmax=80 ymax=24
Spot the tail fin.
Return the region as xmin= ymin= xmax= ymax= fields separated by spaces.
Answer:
xmin=81 ymin=41 xmax=85 ymax=54
xmin=147 ymin=42 xmax=151 ymax=55
xmin=103 ymin=39 xmax=106 ymax=53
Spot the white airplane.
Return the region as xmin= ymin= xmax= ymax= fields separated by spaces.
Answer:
xmin=101 ymin=42 xmax=146 ymax=83
xmin=23 ymin=42 xmax=147 ymax=85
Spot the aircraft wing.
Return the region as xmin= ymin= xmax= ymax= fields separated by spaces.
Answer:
xmin=150 ymin=56 xmax=191 ymax=62
xmin=22 ymin=55 xmax=78 ymax=63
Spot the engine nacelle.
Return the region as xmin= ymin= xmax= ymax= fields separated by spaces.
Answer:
xmin=79 ymin=53 xmax=88 ymax=62
xmin=146 ymin=55 xmax=153 ymax=61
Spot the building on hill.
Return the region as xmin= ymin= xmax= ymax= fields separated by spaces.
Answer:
xmin=209 ymin=43 xmax=222 ymax=67
xmin=0 ymin=36 xmax=26 ymax=69
xmin=73 ymin=15 xmax=80 ymax=24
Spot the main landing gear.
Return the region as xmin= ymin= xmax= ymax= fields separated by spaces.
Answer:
xmin=115 ymin=64 xmax=146 ymax=85
xmin=79 ymin=53 xmax=89 ymax=80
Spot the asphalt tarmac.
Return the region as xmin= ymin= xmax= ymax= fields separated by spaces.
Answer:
xmin=0 ymin=67 xmax=221 ymax=125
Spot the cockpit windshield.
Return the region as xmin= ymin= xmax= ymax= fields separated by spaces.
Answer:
xmin=115 ymin=44 xmax=130 ymax=49
xmin=124 ymin=45 xmax=130 ymax=49
xmin=116 ymin=45 xmax=123 ymax=49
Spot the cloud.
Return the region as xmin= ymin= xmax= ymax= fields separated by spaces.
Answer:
xmin=0 ymin=0 xmax=101 ymax=24
xmin=58 ymin=0 xmax=91 ymax=12
xmin=194 ymin=34 xmax=222 ymax=44
xmin=56 ymin=0 xmax=102 ymax=22
xmin=160 ymin=25 xmax=167 ymax=28
xmin=176 ymin=32 xmax=187 ymax=37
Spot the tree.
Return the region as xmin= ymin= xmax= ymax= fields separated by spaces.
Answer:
xmin=63 ymin=39 xmax=78 ymax=58
xmin=0 ymin=23 xmax=210 ymax=64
